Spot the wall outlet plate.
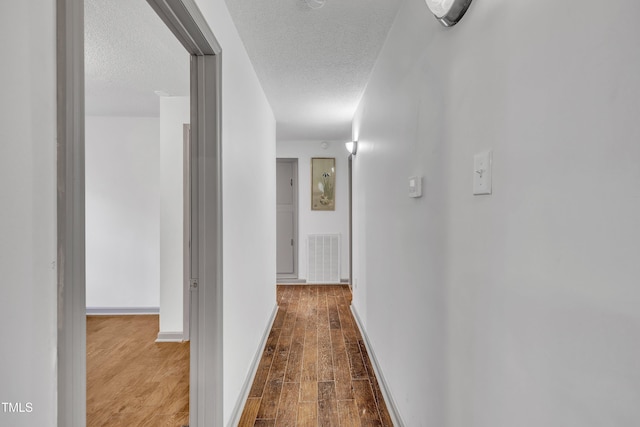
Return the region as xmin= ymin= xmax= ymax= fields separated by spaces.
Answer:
xmin=473 ymin=150 xmax=492 ymax=195
xmin=409 ymin=176 xmax=422 ymax=198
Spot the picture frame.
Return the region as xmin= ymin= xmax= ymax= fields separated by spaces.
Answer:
xmin=311 ymin=157 xmax=336 ymax=211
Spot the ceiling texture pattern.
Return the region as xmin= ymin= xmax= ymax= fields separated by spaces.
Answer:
xmin=85 ymin=0 xmax=402 ymax=140
xmin=85 ymin=0 xmax=189 ymax=117
xmin=225 ymin=0 xmax=402 ymax=141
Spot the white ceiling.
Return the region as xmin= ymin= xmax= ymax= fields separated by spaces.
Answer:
xmin=85 ymin=0 xmax=402 ymax=140
xmin=85 ymin=0 xmax=189 ymax=117
xmin=225 ymin=0 xmax=402 ymax=141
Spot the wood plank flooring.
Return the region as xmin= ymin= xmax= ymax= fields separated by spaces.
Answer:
xmin=239 ymin=285 xmax=393 ymax=427
xmin=86 ymin=315 xmax=189 ymax=427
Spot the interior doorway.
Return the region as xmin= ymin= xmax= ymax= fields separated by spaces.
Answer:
xmin=57 ymin=0 xmax=223 ymax=426
xmin=276 ymin=158 xmax=298 ymax=279
xmin=84 ymin=0 xmax=191 ymax=423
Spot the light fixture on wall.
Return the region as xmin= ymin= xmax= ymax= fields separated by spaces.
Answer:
xmin=425 ymin=0 xmax=472 ymax=27
xmin=304 ymin=0 xmax=326 ymax=10
xmin=345 ymin=140 xmax=358 ymax=155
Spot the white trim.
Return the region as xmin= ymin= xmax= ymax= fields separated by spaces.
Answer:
xmin=276 ymin=279 xmax=308 ymax=284
xmin=190 ymin=52 xmax=224 ymax=427
xmin=276 ymin=281 xmax=353 ymax=285
xmin=147 ymin=0 xmax=221 ymax=55
xmin=351 ymin=306 xmax=406 ymax=427
xmin=86 ymin=307 xmax=160 ymax=315
xmin=156 ymin=331 xmax=186 ymax=342
xmin=183 ymin=123 xmax=191 ymax=341
xmin=57 ymin=0 xmax=86 ymax=425
xmin=227 ymin=304 xmax=279 ymax=427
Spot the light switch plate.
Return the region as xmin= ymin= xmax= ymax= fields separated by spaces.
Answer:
xmin=473 ymin=150 xmax=492 ymax=195
xmin=409 ymin=176 xmax=422 ymax=198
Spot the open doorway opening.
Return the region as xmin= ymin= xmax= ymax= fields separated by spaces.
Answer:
xmin=57 ymin=0 xmax=223 ymax=425
xmin=84 ymin=0 xmax=190 ymax=423
xmin=276 ymin=158 xmax=298 ymax=280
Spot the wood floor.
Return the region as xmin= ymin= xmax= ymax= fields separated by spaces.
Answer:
xmin=239 ymin=285 xmax=393 ymax=427
xmin=86 ymin=315 xmax=189 ymax=427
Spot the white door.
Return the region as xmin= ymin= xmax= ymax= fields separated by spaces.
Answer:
xmin=276 ymin=159 xmax=297 ymax=277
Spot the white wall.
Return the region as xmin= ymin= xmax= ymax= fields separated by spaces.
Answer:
xmin=86 ymin=116 xmax=160 ymax=309
xmin=159 ymin=97 xmax=189 ymax=335
xmin=352 ymin=1 xmax=640 ymax=426
xmin=192 ymin=1 xmax=276 ymax=423
xmin=0 ymin=1 xmax=275 ymax=425
xmin=86 ymin=102 xmax=188 ymax=335
xmin=276 ymin=140 xmax=350 ymax=281
xmin=0 ymin=1 xmax=57 ymax=426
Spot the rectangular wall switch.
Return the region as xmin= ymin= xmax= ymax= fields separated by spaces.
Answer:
xmin=473 ymin=150 xmax=492 ymax=195
xmin=409 ymin=176 xmax=422 ymax=198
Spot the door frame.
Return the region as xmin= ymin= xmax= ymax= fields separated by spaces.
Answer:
xmin=183 ymin=123 xmax=191 ymax=341
xmin=56 ymin=0 xmax=223 ymax=425
xmin=348 ymin=154 xmax=353 ymax=290
xmin=276 ymin=158 xmax=299 ymax=280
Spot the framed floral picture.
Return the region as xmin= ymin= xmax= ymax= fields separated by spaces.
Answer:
xmin=311 ymin=157 xmax=336 ymax=211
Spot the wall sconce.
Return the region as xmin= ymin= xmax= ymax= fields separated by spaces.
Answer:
xmin=345 ymin=141 xmax=358 ymax=155
xmin=304 ymin=0 xmax=326 ymax=9
xmin=425 ymin=0 xmax=473 ymax=27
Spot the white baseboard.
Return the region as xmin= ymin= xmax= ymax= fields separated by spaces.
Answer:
xmin=276 ymin=281 xmax=350 ymax=285
xmin=227 ymin=304 xmax=279 ymax=427
xmin=351 ymin=305 xmax=406 ymax=427
xmin=86 ymin=307 xmax=160 ymax=315
xmin=155 ymin=331 xmax=185 ymax=342
xmin=276 ymin=278 xmax=307 ymax=284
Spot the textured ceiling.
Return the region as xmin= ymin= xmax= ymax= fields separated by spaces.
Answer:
xmin=85 ymin=0 xmax=401 ymax=138
xmin=85 ymin=0 xmax=189 ymax=117
xmin=225 ymin=0 xmax=402 ymax=141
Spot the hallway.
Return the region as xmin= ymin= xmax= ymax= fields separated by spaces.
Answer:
xmin=239 ymin=285 xmax=392 ymax=426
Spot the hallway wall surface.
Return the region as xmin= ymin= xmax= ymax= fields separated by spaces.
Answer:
xmin=86 ymin=116 xmax=160 ymax=310
xmin=276 ymin=140 xmax=350 ymax=282
xmin=0 ymin=0 xmax=275 ymax=425
xmin=352 ymin=0 xmax=640 ymax=426
xmin=191 ymin=0 xmax=277 ymax=423
xmin=0 ymin=2 xmax=56 ymax=426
